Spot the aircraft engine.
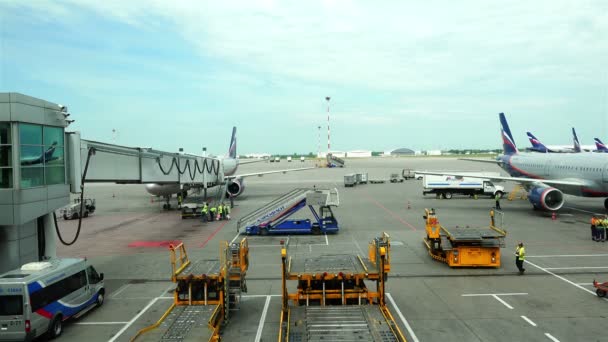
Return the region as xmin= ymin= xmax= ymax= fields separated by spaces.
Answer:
xmin=528 ymin=186 xmax=564 ymax=211
xmin=226 ymin=178 xmax=245 ymax=197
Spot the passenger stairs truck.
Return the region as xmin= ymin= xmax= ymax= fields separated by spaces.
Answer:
xmin=237 ymin=188 xmax=340 ymax=235
xmin=422 ymin=172 xmax=504 ymax=199
xmin=326 ymin=153 xmax=345 ymax=168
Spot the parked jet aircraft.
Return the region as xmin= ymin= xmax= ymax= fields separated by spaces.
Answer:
xmin=145 ymin=127 xmax=314 ymax=207
xmin=418 ymin=113 xmax=608 ymax=211
xmin=595 ymin=138 xmax=608 ymax=152
xmin=526 ymin=129 xmax=595 ymax=153
xmin=20 ymin=141 xmax=59 ymax=165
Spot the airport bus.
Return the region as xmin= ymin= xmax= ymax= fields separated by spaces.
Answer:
xmin=0 ymin=258 xmax=104 ymax=341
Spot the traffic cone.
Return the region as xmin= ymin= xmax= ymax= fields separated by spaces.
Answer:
xmin=551 ymin=212 xmax=556 ymax=221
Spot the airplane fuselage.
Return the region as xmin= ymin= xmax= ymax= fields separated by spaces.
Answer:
xmin=499 ymin=152 xmax=608 ymax=197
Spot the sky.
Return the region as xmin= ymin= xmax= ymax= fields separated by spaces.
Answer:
xmin=1 ymin=1 xmax=607 ymax=155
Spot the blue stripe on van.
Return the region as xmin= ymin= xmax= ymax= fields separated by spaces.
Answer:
xmin=28 ymin=281 xmax=42 ymax=294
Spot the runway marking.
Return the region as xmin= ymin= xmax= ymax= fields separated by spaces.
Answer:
xmin=545 ymin=333 xmax=561 ymax=342
xmin=74 ymin=322 xmax=130 ymax=325
xmin=386 ymin=293 xmax=420 ymax=342
xmin=108 ymin=284 xmax=174 ymax=342
xmin=199 ymin=209 xmax=238 ymax=248
xmin=527 ymin=254 xmax=608 ymax=258
xmin=564 ymin=206 xmax=603 ymax=215
xmin=364 ymin=193 xmax=417 ymax=231
xmin=576 ymin=283 xmax=593 ymax=286
xmin=525 ymin=260 xmax=608 ymax=301
xmin=544 ymin=266 xmax=608 ymax=270
xmin=254 ymin=295 xmax=272 ymax=342
xmin=461 ymin=293 xmax=528 ymax=296
xmin=110 ymin=284 xmax=131 ymax=298
xmin=243 ymin=294 xmax=281 ymax=298
xmin=325 ymin=233 xmax=329 ymax=245
xmin=520 ymin=315 xmax=537 ymax=327
xmin=492 ymin=295 xmax=513 ymax=309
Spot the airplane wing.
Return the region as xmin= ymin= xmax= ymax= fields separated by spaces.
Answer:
xmin=414 ymin=171 xmax=587 ymax=187
xmin=226 ymin=167 xmax=316 ymax=180
xmin=458 ymin=158 xmax=502 ymax=164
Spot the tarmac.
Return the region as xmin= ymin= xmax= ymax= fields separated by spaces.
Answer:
xmin=50 ymin=157 xmax=608 ymax=342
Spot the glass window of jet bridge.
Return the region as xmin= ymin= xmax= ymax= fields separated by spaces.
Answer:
xmin=0 ymin=122 xmax=12 ymax=188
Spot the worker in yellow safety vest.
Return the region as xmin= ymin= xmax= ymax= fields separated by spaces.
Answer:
xmin=209 ymin=205 xmax=217 ymax=222
xmin=177 ymin=194 xmax=183 ymax=208
xmin=224 ymin=202 xmax=231 ymax=220
xmin=599 ymin=216 xmax=608 ymax=242
xmin=515 ymin=242 xmax=525 ymax=275
xmin=591 ymin=216 xmax=599 ymax=241
xmin=201 ymin=203 xmax=208 ymax=222
xmin=217 ymin=203 xmax=223 ymax=221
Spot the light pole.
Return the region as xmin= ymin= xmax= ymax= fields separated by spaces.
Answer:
xmin=326 ymin=96 xmax=331 ymax=154
xmin=317 ymin=125 xmax=321 ymax=158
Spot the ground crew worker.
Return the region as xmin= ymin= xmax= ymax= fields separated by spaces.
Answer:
xmin=515 ymin=242 xmax=525 ymax=275
xmin=201 ymin=203 xmax=208 ymax=223
xmin=495 ymin=192 xmax=501 ymax=210
xmin=217 ymin=203 xmax=224 ymax=221
xmin=600 ymin=216 xmax=607 ymax=242
xmin=591 ymin=216 xmax=598 ymax=241
xmin=177 ymin=194 xmax=183 ymax=208
xmin=209 ymin=205 xmax=217 ymax=222
xmin=224 ymin=202 xmax=231 ymax=220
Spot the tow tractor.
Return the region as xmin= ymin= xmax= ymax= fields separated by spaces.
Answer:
xmin=238 ymin=188 xmax=339 ymax=235
xmin=61 ymin=198 xmax=96 ymax=219
xmin=423 ymin=208 xmax=507 ymax=267
xmin=593 ymin=280 xmax=608 ymax=297
xmin=131 ymin=238 xmax=249 ymax=341
xmin=278 ymin=232 xmax=407 ymax=341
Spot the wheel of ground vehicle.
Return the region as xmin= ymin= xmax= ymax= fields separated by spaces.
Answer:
xmin=84 ymin=211 xmax=89 ymax=218
xmin=63 ymin=214 xmax=68 ymax=220
xmin=96 ymin=290 xmax=105 ymax=306
xmin=597 ymin=289 xmax=607 ymax=297
xmin=312 ymin=226 xmax=321 ymax=235
xmin=260 ymin=228 xmax=268 ymax=236
xmin=444 ymin=192 xmax=453 ymax=199
xmin=48 ymin=315 xmax=63 ymax=339
xmin=71 ymin=212 xmax=79 ymax=220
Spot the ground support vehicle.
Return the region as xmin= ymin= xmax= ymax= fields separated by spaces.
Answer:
xmin=61 ymin=198 xmax=96 ymax=219
xmin=593 ymin=280 xmax=608 ymax=297
xmin=238 ymin=188 xmax=340 ymax=235
xmin=278 ymin=232 xmax=407 ymax=342
xmin=422 ymin=209 xmax=507 ymax=267
xmin=344 ymin=174 xmax=357 ymax=187
xmin=180 ymin=202 xmax=204 ymax=219
xmin=370 ymin=179 xmax=385 ymax=184
xmin=326 ymin=153 xmax=345 ymax=168
xmin=390 ymin=173 xmax=404 ymax=183
xmin=402 ymin=169 xmax=416 ymax=180
xmin=422 ymin=174 xmax=504 ymax=199
xmin=356 ymin=172 xmax=368 ymax=184
xmin=0 ymin=259 xmax=104 ymax=341
xmin=131 ymin=239 xmax=249 ymax=341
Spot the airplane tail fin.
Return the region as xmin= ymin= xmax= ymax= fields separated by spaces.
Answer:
xmin=572 ymin=127 xmax=581 ymax=152
xmin=526 ymin=132 xmax=548 ymax=153
xmin=228 ymin=126 xmax=237 ymax=159
xmin=499 ymin=113 xmax=519 ymax=155
xmin=595 ymin=138 xmax=608 ymax=152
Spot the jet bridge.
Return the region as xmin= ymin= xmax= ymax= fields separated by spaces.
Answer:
xmin=0 ymin=92 xmax=224 ymax=273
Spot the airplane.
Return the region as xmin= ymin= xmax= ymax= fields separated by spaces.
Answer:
xmin=145 ymin=127 xmax=314 ymax=208
xmin=595 ymin=138 xmax=608 ymax=152
xmin=418 ymin=113 xmax=608 ymax=211
xmin=21 ymin=141 xmax=59 ymax=165
xmin=526 ymin=129 xmax=595 ymax=153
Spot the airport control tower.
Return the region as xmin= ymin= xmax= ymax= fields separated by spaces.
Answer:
xmin=0 ymin=93 xmax=72 ymax=271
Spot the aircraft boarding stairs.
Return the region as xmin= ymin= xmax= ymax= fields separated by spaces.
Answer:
xmin=326 ymin=153 xmax=345 ymax=168
xmin=237 ymin=188 xmax=340 ymax=235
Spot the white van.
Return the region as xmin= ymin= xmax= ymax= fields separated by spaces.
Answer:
xmin=0 ymin=258 xmax=104 ymax=341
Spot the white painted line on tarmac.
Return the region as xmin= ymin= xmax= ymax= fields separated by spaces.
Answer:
xmin=110 ymin=284 xmax=131 ymax=298
xmin=564 ymin=206 xmax=602 ymax=215
xmin=461 ymin=293 xmax=528 ymax=297
xmin=545 ymin=332 xmax=561 ymax=342
xmin=230 ymin=233 xmax=241 ymax=244
xmin=108 ymin=297 xmax=160 ymax=342
xmin=75 ymin=321 xmax=130 ymax=325
xmin=520 ymin=315 xmax=537 ymax=327
xmin=254 ymin=295 xmax=272 ymax=342
xmin=243 ymin=294 xmax=281 ymax=298
xmin=492 ymin=295 xmax=514 ymax=309
xmin=576 ymin=283 xmax=593 ymax=286
xmin=525 ymin=260 xmax=608 ymax=301
xmin=544 ymin=266 xmax=608 ymax=270
xmin=527 ymin=254 xmax=608 ymax=258
xmin=387 ymin=293 xmax=420 ymax=342
xmin=325 ymin=233 xmax=329 ymax=245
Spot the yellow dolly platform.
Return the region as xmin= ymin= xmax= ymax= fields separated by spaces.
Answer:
xmin=423 ymin=209 xmax=507 ymax=267
xmin=278 ymin=233 xmax=407 ymax=342
xmin=131 ymin=238 xmax=249 ymax=341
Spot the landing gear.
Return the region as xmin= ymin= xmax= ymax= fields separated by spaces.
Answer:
xmin=163 ymin=196 xmax=172 ymax=210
